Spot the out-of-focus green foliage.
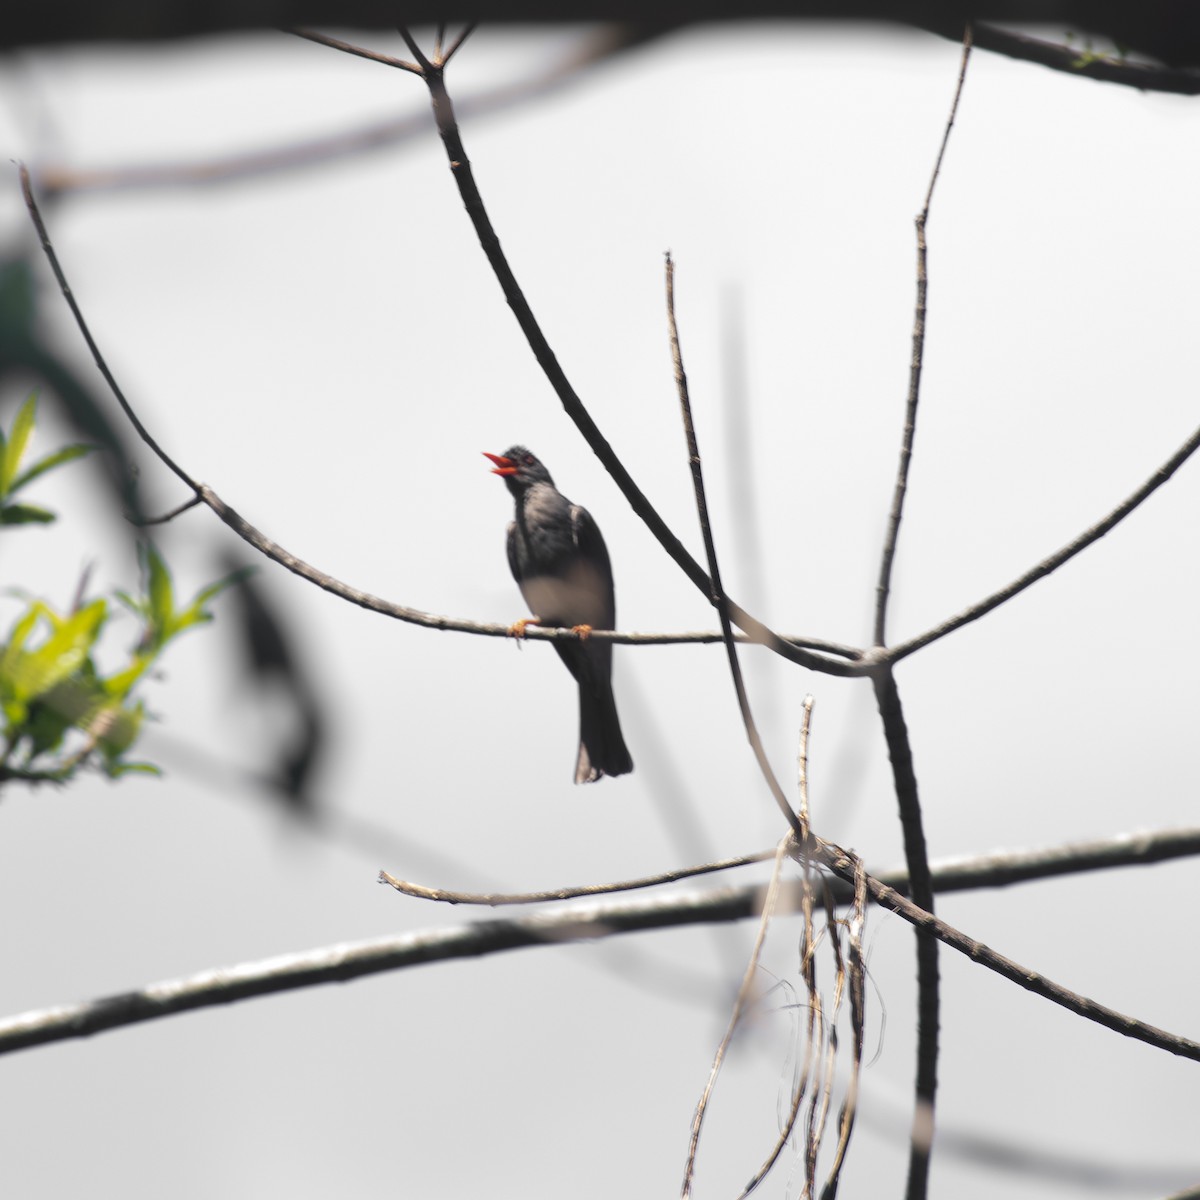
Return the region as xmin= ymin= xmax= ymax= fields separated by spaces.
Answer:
xmin=0 ymin=392 xmax=242 ymax=786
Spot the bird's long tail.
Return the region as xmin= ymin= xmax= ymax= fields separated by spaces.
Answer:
xmin=576 ymin=681 xmax=633 ymax=784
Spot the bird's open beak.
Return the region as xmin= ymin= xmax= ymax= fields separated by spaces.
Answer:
xmin=483 ymin=452 xmax=517 ymax=476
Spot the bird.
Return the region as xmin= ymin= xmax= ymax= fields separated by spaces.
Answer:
xmin=484 ymin=445 xmax=633 ymax=784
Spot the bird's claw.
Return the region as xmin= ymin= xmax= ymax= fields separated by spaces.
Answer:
xmin=508 ymin=618 xmax=541 ymax=639
xmin=571 ymin=624 xmax=594 ymax=641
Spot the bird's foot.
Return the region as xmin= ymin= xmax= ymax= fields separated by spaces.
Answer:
xmin=570 ymin=624 xmax=594 ymax=641
xmin=508 ymin=617 xmax=541 ymax=638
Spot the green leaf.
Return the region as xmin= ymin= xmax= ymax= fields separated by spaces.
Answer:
xmin=7 ymin=599 xmax=106 ymax=708
xmin=9 ymin=444 xmax=94 ymax=496
xmin=103 ymin=760 xmax=162 ymax=779
xmin=1 ymin=393 xmax=37 ymax=497
xmin=102 ymin=653 xmax=154 ymax=700
xmin=143 ymin=544 xmax=175 ymax=636
xmin=0 ymin=503 xmax=56 ymax=526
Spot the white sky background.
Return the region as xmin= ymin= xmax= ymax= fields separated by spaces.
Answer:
xmin=0 ymin=21 xmax=1198 ymax=1198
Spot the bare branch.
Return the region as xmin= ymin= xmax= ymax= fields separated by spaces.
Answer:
xmin=889 ymin=419 xmax=1200 ymax=662
xmin=287 ymin=27 xmax=421 ymax=74
xmin=411 ymin=52 xmax=858 ymax=678
xmin=19 ymin=164 xmax=196 ymax=495
xmin=379 ymin=849 xmax=776 ymax=905
xmin=383 ymin=825 xmax=1200 ymax=911
xmin=18 ymin=163 xmax=860 ymax=658
xmin=819 ymin=837 xmax=1200 ymax=1063
xmin=874 ymin=26 xmax=972 ymax=648
xmin=874 ymin=668 xmax=940 ymax=1200
xmin=916 ymin=20 xmax=1200 ymax=95
xmin=442 ymin=22 xmax=478 ymax=64
xmin=5 ymin=827 xmax=1200 ymax=1060
xmin=666 ymin=252 xmax=802 ymax=838
xmin=872 ymin=36 xmax=970 ymax=1195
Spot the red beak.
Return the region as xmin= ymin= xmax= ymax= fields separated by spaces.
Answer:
xmin=483 ymin=451 xmax=517 ymax=477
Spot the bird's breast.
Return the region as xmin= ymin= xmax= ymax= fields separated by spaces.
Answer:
xmin=518 ymin=559 xmax=612 ymax=629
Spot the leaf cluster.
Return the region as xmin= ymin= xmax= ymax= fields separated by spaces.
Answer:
xmin=0 ymin=393 xmax=241 ymax=785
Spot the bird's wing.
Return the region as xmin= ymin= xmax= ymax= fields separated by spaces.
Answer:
xmin=570 ymin=504 xmax=614 ymax=582
xmin=505 ymin=520 xmax=521 ymax=582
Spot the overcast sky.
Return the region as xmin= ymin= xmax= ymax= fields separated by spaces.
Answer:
xmin=0 ymin=23 xmax=1198 ymax=1199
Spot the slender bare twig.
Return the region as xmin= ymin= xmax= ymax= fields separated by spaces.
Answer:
xmin=134 ymin=494 xmax=203 ymax=525
xmin=388 ymin=31 xmax=856 ymax=679
xmin=381 ymin=825 xmax=1200 ymax=911
xmin=874 ymin=26 xmax=972 ymax=648
xmin=287 ymin=27 xmax=421 ymax=74
xmin=736 ymin=701 xmax=824 ymax=1198
xmin=379 ymin=850 xmax=775 ymax=905
xmin=666 ymin=252 xmax=803 ymax=838
xmin=820 ymin=860 xmax=867 ymax=1199
xmin=442 ymin=22 xmax=478 ymax=65
xmin=888 ymin=418 xmax=1200 ymax=662
xmin=681 ymin=835 xmax=796 ymax=1199
xmin=5 ymin=834 xmax=1200 ymax=1061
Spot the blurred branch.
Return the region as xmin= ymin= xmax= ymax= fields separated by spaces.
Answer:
xmin=6 ymin=826 xmax=1200 ymax=1060
xmin=916 ymin=20 xmax=1200 ymax=94
xmin=6 ymin=6 xmax=1200 ymax=84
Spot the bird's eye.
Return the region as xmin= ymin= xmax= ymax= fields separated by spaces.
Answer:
xmin=524 ymin=454 xmax=534 ymax=465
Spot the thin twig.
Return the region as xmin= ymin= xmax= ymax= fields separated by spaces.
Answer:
xmin=442 ymin=22 xmax=478 ymax=65
xmin=874 ymin=25 xmax=972 ymax=648
xmin=133 ymin=494 xmax=203 ymax=525
xmin=378 ymin=850 xmax=776 ymax=905
xmin=382 ymin=825 xmax=1200 ymax=911
xmin=19 ymin=165 xmax=195 ymax=493
xmin=666 ymin=252 xmax=802 ymax=839
xmin=287 ymin=27 xmax=421 ymax=74
xmin=736 ymin=702 xmax=824 ymax=1198
xmin=888 ymin=419 xmax=1200 ymax=662
xmin=681 ymin=835 xmax=796 ymax=1199
xmin=820 ymin=860 xmax=867 ymax=1199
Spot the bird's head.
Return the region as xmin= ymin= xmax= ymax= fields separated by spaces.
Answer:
xmin=483 ymin=446 xmax=554 ymax=492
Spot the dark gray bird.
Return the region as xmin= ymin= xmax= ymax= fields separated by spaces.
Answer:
xmin=484 ymin=446 xmax=633 ymax=784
